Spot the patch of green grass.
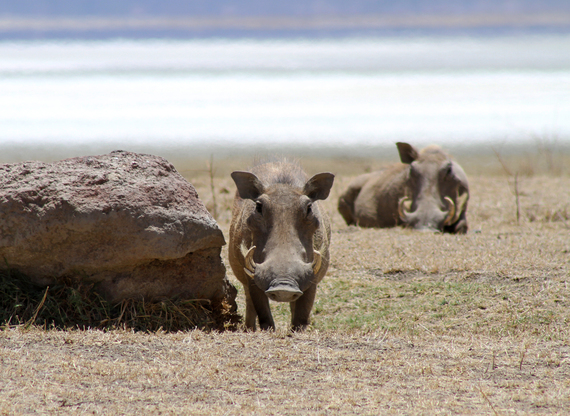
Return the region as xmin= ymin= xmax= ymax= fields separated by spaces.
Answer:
xmin=310 ymin=274 xmax=570 ymax=339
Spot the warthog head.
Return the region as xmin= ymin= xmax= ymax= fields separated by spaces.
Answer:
xmin=396 ymin=142 xmax=469 ymax=233
xmin=231 ymin=170 xmax=334 ymax=303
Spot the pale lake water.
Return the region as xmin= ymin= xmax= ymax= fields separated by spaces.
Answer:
xmin=0 ymin=34 xmax=569 ymax=162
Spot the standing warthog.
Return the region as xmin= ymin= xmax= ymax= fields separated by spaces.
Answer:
xmin=229 ymin=161 xmax=335 ymax=331
xmin=338 ymin=142 xmax=469 ymax=233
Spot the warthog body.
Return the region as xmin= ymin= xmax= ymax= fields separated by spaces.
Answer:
xmin=229 ymin=161 xmax=334 ymax=331
xmin=338 ymin=142 xmax=469 ymax=233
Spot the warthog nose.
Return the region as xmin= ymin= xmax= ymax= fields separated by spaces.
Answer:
xmin=265 ymin=286 xmax=303 ymax=303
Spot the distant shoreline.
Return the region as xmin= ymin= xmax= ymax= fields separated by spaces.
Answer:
xmin=1 ymin=13 xmax=570 ymax=38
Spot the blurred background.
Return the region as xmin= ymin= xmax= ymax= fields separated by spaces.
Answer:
xmin=0 ymin=0 xmax=569 ymax=164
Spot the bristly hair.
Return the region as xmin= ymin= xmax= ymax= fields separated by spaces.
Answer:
xmin=250 ymin=156 xmax=307 ymax=188
xmin=251 ymin=154 xmax=300 ymax=167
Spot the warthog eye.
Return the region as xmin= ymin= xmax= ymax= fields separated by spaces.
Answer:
xmin=306 ymin=203 xmax=313 ymax=216
xmin=255 ymin=201 xmax=263 ymax=215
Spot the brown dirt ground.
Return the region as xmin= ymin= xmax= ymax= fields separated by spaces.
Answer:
xmin=1 ymin=154 xmax=569 ymax=415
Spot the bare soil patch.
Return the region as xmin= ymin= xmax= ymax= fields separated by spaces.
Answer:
xmin=1 ymin=154 xmax=569 ymax=415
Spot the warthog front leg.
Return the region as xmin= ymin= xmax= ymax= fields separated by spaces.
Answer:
xmin=248 ymin=280 xmax=275 ymax=330
xmin=242 ymin=285 xmax=257 ymax=330
xmin=290 ymin=283 xmax=318 ymax=331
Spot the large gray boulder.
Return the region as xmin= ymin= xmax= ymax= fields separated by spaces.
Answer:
xmin=0 ymin=150 xmax=236 ymax=307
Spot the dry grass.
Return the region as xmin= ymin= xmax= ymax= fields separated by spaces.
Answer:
xmin=2 ymin=328 xmax=569 ymax=415
xmin=1 ymin=150 xmax=569 ymax=415
xmin=0 ymin=271 xmax=238 ymax=333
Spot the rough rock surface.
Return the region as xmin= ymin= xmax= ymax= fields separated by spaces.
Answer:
xmin=0 ymin=150 xmax=236 ymax=306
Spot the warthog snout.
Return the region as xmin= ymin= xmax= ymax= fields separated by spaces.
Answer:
xmin=398 ymin=194 xmax=466 ymax=231
xmin=243 ymin=245 xmax=323 ymax=280
xmin=265 ymin=285 xmax=304 ymax=302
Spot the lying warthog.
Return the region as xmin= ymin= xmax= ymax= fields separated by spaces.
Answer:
xmin=338 ymin=142 xmax=469 ymax=233
xmin=229 ymin=161 xmax=335 ymax=331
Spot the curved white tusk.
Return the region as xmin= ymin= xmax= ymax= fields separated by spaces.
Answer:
xmin=243 ymin=245 xmax=257 ymax=279
xmin=443 ymin=196 xmax=456 ymax=226
xmin=454 ymin=191 xmax=469 ymax=223
xmin=312 ymin=250 xmax=322 ymax=275
xmin=398 ymin=197 xmax=411 ymax=222
xmin=244 ymin=267 xmax=255 ymax=279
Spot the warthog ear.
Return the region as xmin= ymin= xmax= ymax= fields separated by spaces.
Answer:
xmin=231 ymin=171 xmax=265 ymax=200
xmin=303 ymin=173 xmax=335 ymax=201
xmin=396 ymin=142 xmax=419 ymax=164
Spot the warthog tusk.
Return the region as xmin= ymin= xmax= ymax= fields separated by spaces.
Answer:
xmin=398 ymin=197 xmax=411 ymax=222
xmin=244 ymin=267 xmax=254 ymax=279
xmin=443 ymin=196 xmax=456 ymax=226
xmin=243 ymin=245 xmax=257 ymax=279
xmin=455 ymin=191 xmax=469 ymax=221
xmin=312 ymin=250 xmax=322 ymax=275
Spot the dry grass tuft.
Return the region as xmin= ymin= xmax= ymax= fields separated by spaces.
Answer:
xmin=0 ymin=270 xmax=239 ymax=332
